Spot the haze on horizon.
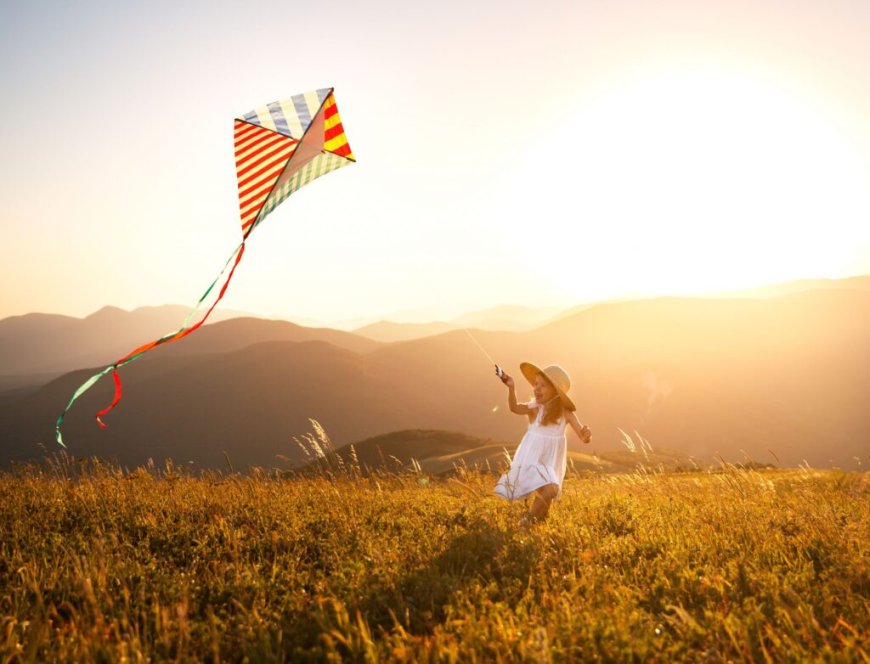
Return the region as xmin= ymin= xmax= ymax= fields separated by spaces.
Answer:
xmin=2 ymin=0 xmax=870 ymax=326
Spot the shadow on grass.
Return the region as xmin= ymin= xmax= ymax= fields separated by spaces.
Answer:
xmin=360 ymin=515 xmax=541 ymax=635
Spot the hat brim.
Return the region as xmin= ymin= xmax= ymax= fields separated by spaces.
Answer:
xmin=519 ymin=361 xmax=576 ymax=411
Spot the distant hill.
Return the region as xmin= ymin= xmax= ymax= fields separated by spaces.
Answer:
xmin=153 ymin=317 xmax=380 ymax=358
xmin=539 ymin=276 xmax=870 ymax=326
xmin=359 ymin=286 xmax=870 ymax=468
xmin=2 ymin=278 xmax=868 ymax=470
xmin=1 ymin=340 xmax=411 ymax=470
xmin=537 ymin=303 xmax=595 ymax=326
xmin=353 ymin=321 xmax=458 ymax=343
xmin=300 ymin=429 xmax=501 ymax=472
xmin=720 ymin=275 xmax=870 ymax=299
xmin=0 ymin=305 xmax=243 ymax=377
xmin=352 ymin=304 xmax=570 ymax=343
xmin=0 ymin=306 xmax=187 ymax=376
xmin=300 ymin=429 xmax=703 ymax=477
xmin=0 ymin=307 xmax=380 ymax=389
xmin=523 ymin=288 xmax=870 ymax=467
xmin=450 ymin=304 xmax=566 ymax=331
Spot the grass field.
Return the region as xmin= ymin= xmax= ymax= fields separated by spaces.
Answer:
xmin=1 ymin=455 xmax=868 ymax=662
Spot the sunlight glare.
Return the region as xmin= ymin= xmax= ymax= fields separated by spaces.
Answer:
xmin=505 ymin=68 xmax=870 ymax=300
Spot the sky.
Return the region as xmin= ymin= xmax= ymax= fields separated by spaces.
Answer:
xmin=2 ymin=0 xmax=869 ymax=326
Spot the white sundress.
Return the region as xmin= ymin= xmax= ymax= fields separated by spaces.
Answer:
xmin=494 ymin=402 xmax=568 ymax=501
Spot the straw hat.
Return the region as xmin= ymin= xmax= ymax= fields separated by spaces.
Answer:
xmin=519 ymin=362 xmax=576 ymax=411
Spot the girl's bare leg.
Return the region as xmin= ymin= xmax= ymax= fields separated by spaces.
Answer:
xmin=528 ymin=484 xmax=558 ymax=521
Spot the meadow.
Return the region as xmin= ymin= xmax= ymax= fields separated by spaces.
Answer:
xmin=1 ymin=453 xmax=868 ymax=662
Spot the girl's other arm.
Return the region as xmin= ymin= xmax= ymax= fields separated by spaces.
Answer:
xmin=565 ymin=410 xmax=592 ymax=444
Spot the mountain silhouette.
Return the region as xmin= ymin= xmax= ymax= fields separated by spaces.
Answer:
xmin=0 ymin=306 xmax=380 ymax=388
xmin=450 ymin=304 xmax=566 ymax=331
xmin=353 ymin=321 xmax=458 ymax=343
xmin=1 ymin=282 xmax=868 ymax=470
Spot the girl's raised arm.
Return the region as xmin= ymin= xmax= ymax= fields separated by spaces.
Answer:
xmin=498 ymin=371 xmax=534 ymax=416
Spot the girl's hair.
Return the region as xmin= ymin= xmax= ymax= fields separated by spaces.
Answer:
xmin=539 ymin=375 xmax=565 ymax=426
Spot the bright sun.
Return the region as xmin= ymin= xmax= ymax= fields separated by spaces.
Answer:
xmin=505 ymin=67 xmax=870 ymax=300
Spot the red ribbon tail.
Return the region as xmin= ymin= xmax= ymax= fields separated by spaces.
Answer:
xmin=96 ymin=368 xmax=123 ymax=428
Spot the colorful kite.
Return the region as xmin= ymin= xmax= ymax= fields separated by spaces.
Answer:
xmin=55 ymin=88 xmax=355 ymax=446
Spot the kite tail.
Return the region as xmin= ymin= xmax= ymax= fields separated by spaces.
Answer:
xmin=55 ymin=240 xmax=246 ymax=447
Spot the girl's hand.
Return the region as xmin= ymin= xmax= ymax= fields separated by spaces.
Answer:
xmin=581 ymin=426 xmax=592 ymax=444
xmin=497 ymin=368 xmax=515 ymax=388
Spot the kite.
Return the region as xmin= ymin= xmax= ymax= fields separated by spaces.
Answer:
xmin=55 ymin=88 xmax=355 ymax=447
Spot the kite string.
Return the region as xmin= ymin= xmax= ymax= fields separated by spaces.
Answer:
xmin=55 ymin=240 xmax=246 ymax=447
xmin=462 ymin=327 xmax=497 ymax=367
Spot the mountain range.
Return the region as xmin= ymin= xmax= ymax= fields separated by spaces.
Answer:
xmin=0 ymin=307 xmax=379 ymax=390
xmin=352 ymin=304 xmax=567 ymax=343
xmin=1 ymin=277 xmax=868 ymax=471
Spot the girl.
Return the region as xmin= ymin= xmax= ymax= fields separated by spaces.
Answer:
xmin=494 ymin=363 xmax=591 ymax=525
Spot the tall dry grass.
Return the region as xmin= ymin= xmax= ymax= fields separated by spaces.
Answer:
xmin=0 ymin=448 xmax=868 ymax=661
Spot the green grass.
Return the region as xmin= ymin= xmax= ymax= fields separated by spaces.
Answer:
xmin=1 ymin=457 xmax=868 ymax=662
